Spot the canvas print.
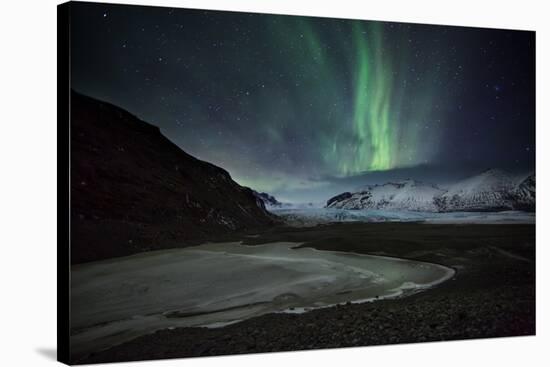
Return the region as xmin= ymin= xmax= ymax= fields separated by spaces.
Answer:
xmin=58 ymin=1 xmax=535 ymax=364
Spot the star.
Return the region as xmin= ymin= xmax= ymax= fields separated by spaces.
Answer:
xmin=70 ymin=3 xmax=535 ymax=201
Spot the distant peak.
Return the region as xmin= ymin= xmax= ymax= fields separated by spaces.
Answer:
xmin=480 ymin=168 xmax=506 ymax=176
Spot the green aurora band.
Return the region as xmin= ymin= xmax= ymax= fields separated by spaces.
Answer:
xmin=220 ymin=17 xmax=440 ymax=193
xmin=355 ymin=23 xmax=391 ymax=171
xmin=338 ymin=22 xmax=400 ymax=174
xmin=328 ymin=20 xmax=437 ymax=177
xmin=70 ymin=5 xmax=535 ymax=202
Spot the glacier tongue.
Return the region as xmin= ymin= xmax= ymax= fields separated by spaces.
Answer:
xmin=270 ymin=208 xmax=535 ymax=226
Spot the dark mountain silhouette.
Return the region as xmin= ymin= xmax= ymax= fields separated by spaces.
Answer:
xmin=252 ymin=190 xmax=283 ymax=208
xmin=71 ymin=91 xmax=274 ymax=263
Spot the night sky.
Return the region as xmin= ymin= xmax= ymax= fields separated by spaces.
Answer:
xmin=71 ymin=2 xmax=535 ymax=202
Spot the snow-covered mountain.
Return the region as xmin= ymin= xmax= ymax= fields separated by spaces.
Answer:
xmin=511 ymin=174 xmax=535 ymax=211
xmin=434 ymin=169 xmax=517 ymax=212
xmin=326 ymin=180 xmax=446 ymax=212
xmin=326 ymin=169 xmax=535 ymax=213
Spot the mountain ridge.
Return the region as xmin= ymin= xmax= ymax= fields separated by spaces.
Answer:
xmin=71 ymin=91 xmax=275 ymax=263
xmin=326 ymin=170 xmax=535 ymax=212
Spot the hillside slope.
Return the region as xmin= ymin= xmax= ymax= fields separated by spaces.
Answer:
xmin=70 ymin=91 xmax=274 ymax=263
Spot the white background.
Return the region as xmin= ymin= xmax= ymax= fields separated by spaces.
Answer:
xmin=0 ymin=0 xmax=547 ymax=365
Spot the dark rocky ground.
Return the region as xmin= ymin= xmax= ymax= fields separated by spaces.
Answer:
xmin=77 ymin=222 xmax=535 ymax=364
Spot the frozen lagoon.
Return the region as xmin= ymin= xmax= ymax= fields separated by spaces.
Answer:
xmin=71 ymin=241 xmax=454 ymax=358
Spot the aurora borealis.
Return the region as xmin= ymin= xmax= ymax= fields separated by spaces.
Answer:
xmin=71 ymin=3 xmax=535 ymax=202
xmin=341 ymin=22 xmax=397 ymax=173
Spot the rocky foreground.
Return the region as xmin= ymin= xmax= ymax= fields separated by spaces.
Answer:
xmin=77 ymin=223 xmax=535 ymax=364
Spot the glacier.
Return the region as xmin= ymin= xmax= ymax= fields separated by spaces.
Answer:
xmin=270 ymin=207 xmax=535 ymax=226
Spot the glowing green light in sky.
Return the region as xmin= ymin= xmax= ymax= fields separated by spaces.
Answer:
xmin=346 ymin=22 xmax=395 ymax=174
xmin=226 ymin=16 xmax=440 ymax=193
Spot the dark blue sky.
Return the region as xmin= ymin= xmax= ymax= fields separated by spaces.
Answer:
xmin=71 ymin=2 xmax=535 ymax=202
